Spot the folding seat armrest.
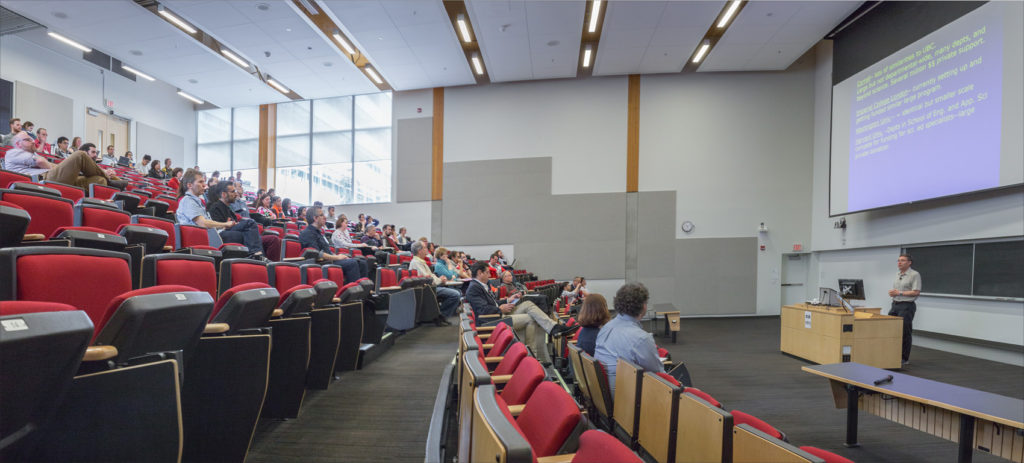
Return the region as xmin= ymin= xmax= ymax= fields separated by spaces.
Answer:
xmin=379 ymin=286 xmax=401 ymax=291
xmin=536 ymin=455 xmax=576 ymax=463
xmin=482 ymin=343 xmax=494 ymax=349
xmin=507 ymin=404 xmax=525 ymax=416
xmin=477 ymin=326 xmax=496 ymax=332
xmin=485 ymin=356 xmax=503 ymax=363
xmin=23 ymin=233 xmax=45 ymax=241
xmin=478 ymin=333 xmax=491 ymax=340
xmin=491 ymin=374 xmax=513 ymax=384
xmin=203 ymin=323 xmax=230 ymax=334
xmin=272 ymin=308 xmax=284 ymax=317
xmin=83 ymin=345 xmax=119 ymax=361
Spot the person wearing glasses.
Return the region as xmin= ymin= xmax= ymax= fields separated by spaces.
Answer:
xmin=3 ymin=132 xmax=123 ymax=189
xmin=888 ymin=253 xmax=921 ymax=366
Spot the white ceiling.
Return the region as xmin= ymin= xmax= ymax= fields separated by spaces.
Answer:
xmin=1 ymin=0 xmax=862 ymax=107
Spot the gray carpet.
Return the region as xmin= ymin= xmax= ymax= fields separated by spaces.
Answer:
xmin=659 ymin=316 xmax=1024 ymax=463
xmin=245 ymin=322 xmax=459 ymax=463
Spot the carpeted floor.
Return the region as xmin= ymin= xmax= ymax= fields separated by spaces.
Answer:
xmin=659 ymin=316 xmax=1024 ymax=463
xmin=245 ymin=322 xmax=460 ymax=463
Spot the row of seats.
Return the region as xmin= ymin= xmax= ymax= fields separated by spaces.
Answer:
xmin=0 ymin=244 xmax=383 ymax=462
xmin=561 ymin=334 xmax=853 ymax=463
xmin=453 ymin=310 xmax=644 ymax=462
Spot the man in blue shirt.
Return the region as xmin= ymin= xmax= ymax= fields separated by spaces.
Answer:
xmin=298 ymin=206 xmax=367 ymax=284
xmin=176 ymin=169 xmax=268 ymax=261
xmin=594 ymin=282 xmax=665 ymax=394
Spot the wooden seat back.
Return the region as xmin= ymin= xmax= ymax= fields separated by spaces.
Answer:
xmin=638 ymin=371 xmax=681 ymax=463
xmin=732 ymin=424 xmax=825 ymax=463
xmin=614 ymin=358 xmax=644 ymax=445
xmin=675 ymin=392 xmax=733 ymax=463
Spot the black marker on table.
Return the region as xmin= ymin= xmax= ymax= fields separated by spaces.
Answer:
xmin=874 ymin=375 xmax=894 ymax=386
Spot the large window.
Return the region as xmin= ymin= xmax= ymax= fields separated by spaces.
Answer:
xmin=196 ymin=106 xmax=258 ymax=189
xmin=197 ymin=91 xmax=392 ymax=206
xmin=276 ymin=92 xmax=391 ymax=206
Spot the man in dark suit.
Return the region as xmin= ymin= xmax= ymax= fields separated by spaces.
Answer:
xmin=466 ymin=261 xmax=577 ymax=364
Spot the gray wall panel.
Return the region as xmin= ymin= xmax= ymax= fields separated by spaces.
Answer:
xmin=137 ymin=121 xmax=184 ymax=168
xmin=441 ymin=157 xmax=625 ymax=280
xmin=14 ymin=81 xmax=72 ymax=144
xmin=674 ymin=238 xmax=757 ymax=315
xmin=395 ymin=117 xmax=432 ymax=202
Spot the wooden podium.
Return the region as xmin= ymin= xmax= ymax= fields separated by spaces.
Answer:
xmin=780 ymin=303 xmax=903 ymax=369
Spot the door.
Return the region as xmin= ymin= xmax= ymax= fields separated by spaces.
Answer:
xmin=84 ymin=108 xmax=131 ymax=157
xmin=781 ymin=253 xmax=809 ymax=307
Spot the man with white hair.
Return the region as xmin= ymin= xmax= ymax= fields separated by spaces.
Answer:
xmin=409 ymin=239 xmax=462 ymax=324
xmin=3 ymin=131 xmax=122 ymax=189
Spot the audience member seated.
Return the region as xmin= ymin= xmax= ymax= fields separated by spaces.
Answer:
xmin=451 ymin=250 xmax=472 ymax=279
xmin=271 ymin=196 xmax=283 ymax=218
xmin=21 ymin=121 xmax=36 ymax=140
xmin=281 ymin=198 xmax=294 ymax=218
xmin=1 ymin=117 xmax=20 ymax=146
xmin=256 ymin=193 xmax=277 ymax=220
xmin=433 ymin=247 xmax=459 ymax=280
xmin=499 ymin=270 xmax=528 ymax=295
xmin=101 ymin=145 xmax=118 ymax=166
xmin=487 ymin=252 xmax=504 ymax=276
xmin=298 ymin=206 xmax=366 ymax=283
xmin=466 ymin=261 xmax=578 ymax=364
xmin=331 ymin=217 xmax=356 ymax=249
xmin=396 ymin=226 xmax=412 ymax=249
xmin=34 ymin=127 xmax=51 ymax=154
xmin=176 ymin=168 xmax=270 ymax=261
xmin=163 ymin=158 xmax=174 ymax=176
xmin=4 ymin=133 xmax=125 ymax=189
xmin=576 ymin=294 xmax=611 ymax=356
xmin=561 ymin=277 xmax=590 ymax=306
xmin=495 ymin=249 xmax=509 ymax=267
xmin=148 ymin=160 xmax=166 ymax=179
xmin=359 ymin=225 xmax=383 ymax=248
xmin=594 ymin=283 xmax=664 ymax=394
xmin=409 ymin=241 xmax=462 ymax=322
xmin=136 ymin=154 xmax=152 ymax=175
xmin=52 ymin=136 xmax=72 ymax=158
xmin=325 ymin=206 xmax=337 ymax=222
xmin=352 ymin=213 xmax=366 ymax=233
xmin=206 ymin=181 xmax=280 ymax=261
xmin=167 ymin=167 xmax=183 ymax=192
xmin=229 ymin=180 xmax=250 ymax=218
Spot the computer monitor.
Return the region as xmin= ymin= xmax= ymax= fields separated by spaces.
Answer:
xmin=838 ymin=279 xmax=865 ymax=300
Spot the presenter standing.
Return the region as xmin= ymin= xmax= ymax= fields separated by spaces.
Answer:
xmin=888 ymin=254 xmax=921 ymax=366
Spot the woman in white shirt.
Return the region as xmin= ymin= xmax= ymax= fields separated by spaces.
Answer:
xmin=331 ymin=217 xmax=354 ymax=249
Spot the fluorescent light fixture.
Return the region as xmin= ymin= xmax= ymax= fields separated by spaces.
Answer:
xmin=47 ymin=32 xmax=91 ymax=53
xmin=296 ymin=0 xmax=317 ymax=15
xmin=332 ymin=33 xmax=356 ymax=55
xmin=122 ymin=64 xmax=155 ymax=81
xmin=692 ymin=40 xmax=711 ymax=64
xmin=364 ymin=66 xmax=383 ymax=85
xmin=177 ymin=90 xmax=204 ymax=104
xmin=717 ymin=0 xmax=742 ymax=28
xmin=267 ymin=78 xmax=290 ymax=94
xmin=158 ymin=6 xmax=197 ymax=34
xmin=456 ymin=14 xmax=472 ymax=43
xmin=220 ymin=48 xmax=249 ymax=68
xmin=588 ymin=0 xmax=603 ymax=33
xmin=582 ymin=44 xmax=593 ymax=68
xmin=471 ymin=53 xmax=484 ymax=75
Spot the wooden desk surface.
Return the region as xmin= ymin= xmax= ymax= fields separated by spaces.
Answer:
xmin=803 ymin=363 xmax=1024 ymax=428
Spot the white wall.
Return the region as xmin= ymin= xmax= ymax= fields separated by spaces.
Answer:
xmin=0 ymin=34 xmax=197 ymax=167
xmin=809 ymin=42 xmax=1024 ymax=364
xmin=639 ymin=56 xmax=817 ymax=315
xmin=444 ymin=77 xmax=628 ymax=195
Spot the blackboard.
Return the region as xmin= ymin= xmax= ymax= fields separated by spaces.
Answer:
xmin=973 ymin=241 xmax=1024 ymax=298
xmin=906 ymin=240 xmax=1024 ymax=299
xmin=907 ymin=244 xmax=973 ymax=295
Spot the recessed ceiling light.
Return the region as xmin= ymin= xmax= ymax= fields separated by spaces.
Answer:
xmin=257 ymin=3 xmax=270 ymax=11
xmin=364 ymin=67 xmax=383 ymax=85
xmin=471 ymin=53 xmax=484 ymax=75
xmin=588 ymin=0 xmax=602 ymax=33
xmin=130 ymin=49 xmax=143 ymax=56
xmin=47 ymin=32 xmax=91 ymax=52
xmin=332 ymin=33 xmax=356 ymax=55
xmin=188 ymin=79 xmax=199 ymax=84
xmin=717 ymin=0 xmax=742 ymax=28
xmin=122 ymin=64 xmax=156 ymax=81
xmin=267 ymin=77 xmax=290 ymax=94
xmin=177 ymin=90 xmax=204 ymax=105
xmin=323 ymin=62 xmax=333 ymax=67
xmin=220 ymin=48 xmax=249 ymax=68
xmin=456 ymin=14 xmax=472 ymax=43
xmin=285 ymin=27 xmax=292 ymax=32
xmin=51 ymin=11 xmax=68 ymax=19
xmin=157 ymin=6 xmax=197 ymax=34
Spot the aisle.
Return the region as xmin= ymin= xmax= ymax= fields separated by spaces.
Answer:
xmin=246 ymin=322 xmax=459 ymax=463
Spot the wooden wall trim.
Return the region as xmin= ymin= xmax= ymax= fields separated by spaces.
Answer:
xmin=432 ymin=87 xmax=444 ymax=201
xmin=258 ymin=103 xmax=276 ymax=190
xmin=627 ymin=75 xmax=640 ymax=193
